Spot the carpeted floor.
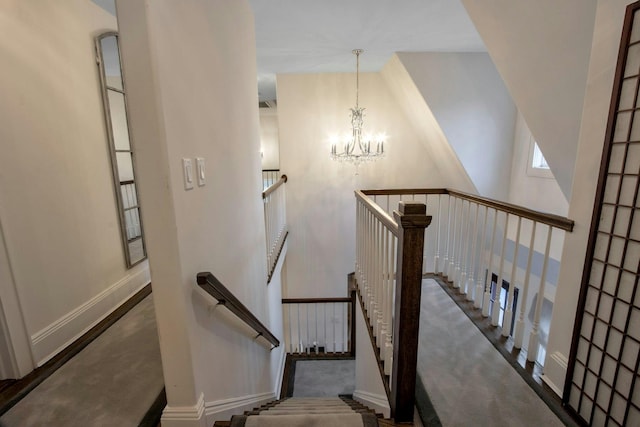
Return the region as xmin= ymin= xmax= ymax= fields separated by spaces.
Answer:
xmin=292 ymin=360 xmax=356 ymax=397
xmin=0 ymin=296 xmax=163 ymax=427
xmin=417 ymin=279 xmax=563 ymax=426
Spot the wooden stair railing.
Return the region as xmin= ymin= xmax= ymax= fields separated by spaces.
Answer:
xmin=355 ymin=193 xmax=431 ymax=424
xmin=196 ymin=272 xmax=280 ymax=348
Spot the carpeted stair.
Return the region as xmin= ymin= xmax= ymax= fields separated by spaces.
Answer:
xmin=218 ymin=396 xmax=381 ymax=427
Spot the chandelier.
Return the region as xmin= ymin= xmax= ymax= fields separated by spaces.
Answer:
xmin=330 ymin=49 xmax=386 ymax=167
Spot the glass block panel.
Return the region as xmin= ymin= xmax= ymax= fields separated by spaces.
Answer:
xmin=581 ymin=313 xmax=595 ymax=338
xmin=615 ymin=207 xmax=632 ymax=235
xmin=609 ymin=237 xmax=626 ymax=267
xmin=590 ymin=261 xmax=605 ymax=288
xmin=631 ymin=213 xmax=640 ymax=240
xmin=594 ymin=233 xmax=610 ymax=260
xmin=597 ymin=382 xmax=613 ymax=410
xmin=623 ymin=240 xmax=640 ymax=271
xmin=620 ymin=178 xmax=638 ymax=207
xmin=594 ymin=405 xmax=608 ymax=426
xmin=612 ymin=391 xmax=627 ymax=424
xmin=578 ymin=337 xmax=590 ymax=362
xmin=615 ymin=111 xmax=632 ymax=141
xmin=585 ymin=371 xmax=598 ymax=398
xmin=604 ymin=175 xmax=621 ymax=203
xmin=618 ymin=272 xmax=636 ymax=302
xmin=585 ymin=287 xmax=600 ymax=315
xmin=629 ymin=405 xmax=640 ymax=427
xmin=621 ymin=78 xmax=638 ymax=110
xmin=600 ymin=206 xmax=616 ymax=234
xmin=616 ymin=366 xmax=634 ymax=398
xmin=629 ymin=308 xmax=640 ymax=341
xmin=632 ymin=11 xmax=640 ymax=43
xmin=588 ymin=347 xmax=604 ymax=373
xmin=579 ymin=396 xmax=593 ymax=422
xmin=610 ymin=144 xmax=628 ymax=173
xmin=626 ymin=142 xmax=640 ymax=174
xmin=598 ymin=293 xmax=615 ymax=321
xmin=612 ymin=300 xmax=630 ymax=330
xmin=120 ymin=183 xmax=138 ymax=210
xmin=633 ymin=378 xmax=640 ymax=407
xmin=602 ymin=355 xmax=618 ymax=383
xmin=621 ymin=338 xmax=639 ymax=370
xmin=570 ymin=384 xmax=582 ymax=409
xmin=607 ymin=328 xmax=624 ymax=357
xmin=604 ymin=266 xmax=621 ymax=294
xmin=626 ymin=43 xmax=640 ymax=78
xmin=631 ymin=113 xmax=640 ymax=141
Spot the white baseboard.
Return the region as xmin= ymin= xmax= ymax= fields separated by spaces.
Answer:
xmin=162 ymin=393 xmax=208 ymax=427
xmin=542 ymin=351 xmax=569 ymax=398
xmin=205 ymin=391 xmax=275 ymax=425
xmin=31 ymin=262 xmax=150 ymax=366
xmin=353 ymin=390 xmax=390 ymax=418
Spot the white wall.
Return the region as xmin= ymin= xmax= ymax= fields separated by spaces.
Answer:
xmin=278 ymin=71 xmax=476 ymax=298
xmin=461 ymin=0 xmax=598 ymax=200
xmin=0 ymin=0 xmax=150 ymax=371
xmin=117 ymin=1 xmax=283 ymax=425
xmin=259 ymin=108 xmax=280 ymax=170
xmin=508 ymin=113 xmax=568 ymax=216
xmin=544 ymin=0 xmax=632 ymax=395
xmin=397 ymin=52 xmax=517 ymax=200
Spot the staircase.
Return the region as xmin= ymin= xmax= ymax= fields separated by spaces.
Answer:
xmin=215 ymin=396 xmax=383 ymax=426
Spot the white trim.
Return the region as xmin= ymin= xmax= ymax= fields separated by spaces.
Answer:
xmin=541 ymin=351 xmax=568 ymax=398
xmin=353 ymin=390 xmax=390 ymax=418
xmin=161 ymin=393 xmax=208 ymax=427
xmin=205 ymin=391 xmax=275 ymax=425
xmin=30 ymin=262 xmax=150 ymax=366
xmin=274 ymin=346 xmax=286 ymax=397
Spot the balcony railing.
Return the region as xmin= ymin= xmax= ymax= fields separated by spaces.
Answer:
xmin=361 ymin=188 xmax=574 ymax=366
xmin=263 ymin=174 xmax=288 ymax=283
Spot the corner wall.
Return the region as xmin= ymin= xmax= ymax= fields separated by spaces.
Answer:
xmin=117 ymin=1 xmax=283 ymax=425
xmin=396 ymin=52 xmax=517 ymax=200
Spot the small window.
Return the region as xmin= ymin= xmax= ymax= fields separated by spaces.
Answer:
xmin=527 ymin=137 xmax=553 ymax=178
xmin=531 ymin=142 xmax=550 ymax=169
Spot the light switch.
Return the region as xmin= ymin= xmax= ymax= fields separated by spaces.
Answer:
xmin=182 ymin=158 xmax=194 ymax=190
xmin=196 ymin=157 xmax=205 ymax=186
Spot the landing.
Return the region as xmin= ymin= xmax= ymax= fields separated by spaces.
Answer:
xmin=418 ymin=279 xmax=563 ymax=426
xmin=292 ymin=359 xmax=355 ymax=397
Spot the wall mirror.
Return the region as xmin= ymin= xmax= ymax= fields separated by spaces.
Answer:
xmin=96 ymin=32 xmax=146 ymax=267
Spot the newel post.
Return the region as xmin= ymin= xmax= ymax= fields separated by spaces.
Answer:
xmin=391 ymin=201 xmax=431 ymax=422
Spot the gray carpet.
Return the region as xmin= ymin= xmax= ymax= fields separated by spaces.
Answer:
xmin=293 ymin=360 xmax=355 ymax=397
xmin=417 ymin=279 xmax=563 ymax=427
xmin=0 ymin=295 xmax=163 ymax=427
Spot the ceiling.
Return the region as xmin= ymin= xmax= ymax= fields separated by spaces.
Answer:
xmin=91 ymin=0 xmax=486 ymax=102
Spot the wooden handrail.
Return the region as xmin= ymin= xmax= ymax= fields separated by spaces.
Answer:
xmin=262 ymin=174 xmax=288 ymax=199
xmin=196 ymin=272 xmax=280 ymax=348
xmin=282 ymin=297 xmax=352 ymax=304
xmin=355 ymin=190 xmax=399 ymax=235
xmin=361 ymin=188 xmax=574 ymax=231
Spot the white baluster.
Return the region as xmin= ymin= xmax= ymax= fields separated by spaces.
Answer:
xmin=491 ymin=213 xmax=510 ymax=327
xmin=514 ymin=221 xmax=536 ymax=349
xmin=434 ymin=194 xmax=441 ymax=274
xmin=502 ymin=216 xmax=522 ymax=337
xmin=459 ymin=201 xmax=471 ymax=292
xmin=448 ymin=197 xmax=457 ymax=280
xmin=483 ymin=210 xmax=498 ymax=317
xmin=528 ymin=225 xmax=553 ymax=362
xmin=384 ymin=234 xmax=395 ymax=375
xmin=454 ymin=199 xmax=466 ymax=288
xmin=466 ymin=203 xmax=480 ymax=302
xmin=475 ymin=206 xmax=489 ymax=308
